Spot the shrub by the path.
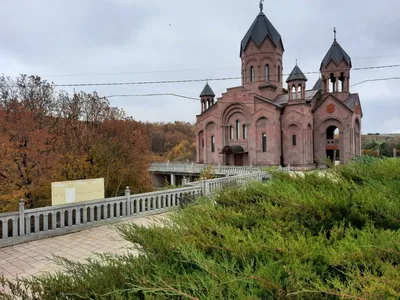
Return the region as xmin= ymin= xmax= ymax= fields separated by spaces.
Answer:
xmin=1 ymin=158 xmax=400 ymax=299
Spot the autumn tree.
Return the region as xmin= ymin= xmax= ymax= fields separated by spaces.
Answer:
xmin=167 ymin=140 xmax=196 ymax=162
xmin=0 ymin=75 xmax=60 ymax=208
xmin=0 ymin=75 xmax=154 ymax=211
xmin=144 ymin=121 xmax=195 ymax=161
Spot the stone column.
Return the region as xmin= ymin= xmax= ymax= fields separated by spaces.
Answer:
xmin=196 ymin=133 xmax=200 ymax=163
xmin=203 ymin=126 xmax=207 ymax=164
xmin=19 ymin=199 xmax=25 ymax=236
xmin=125 ymin=186 xmax=131 ymax=215
xmin=182 ymin=177 xmax=187 ymax=186
xmin=170 ymin=174 xmax=176 ymax=186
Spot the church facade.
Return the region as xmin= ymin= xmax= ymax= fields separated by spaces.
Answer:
xmin=195 ymin=3 xmax=362 ymax=169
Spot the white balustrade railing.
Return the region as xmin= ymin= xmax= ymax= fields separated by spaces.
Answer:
xmin=0 ymin=172 xmax=267 ymax=248
xmin=150 ymin=163 xmax=265 ymax=175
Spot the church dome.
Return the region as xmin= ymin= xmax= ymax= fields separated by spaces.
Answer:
xmin=240 ymin=11 xmax=284 ymax=56
xmin=200 ymin=83 xmax=215 ymax=97
xmin=286 ymin=64 xmax=308 ymax=83
xmin=321 ymin=40 xmax=352 ymax=68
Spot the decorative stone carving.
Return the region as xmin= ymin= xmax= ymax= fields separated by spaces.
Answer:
xmin=326 ymin=104 xmax=335 ymax=114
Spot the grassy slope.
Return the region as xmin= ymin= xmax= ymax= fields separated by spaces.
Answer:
xmin=2 ymin=157 xmax=400 ymax=299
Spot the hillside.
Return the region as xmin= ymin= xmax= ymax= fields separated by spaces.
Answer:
xmin=0 ymin=75 xmax=195 ymax=212
xmin=2 ymin=157 xmax=399 ymax=299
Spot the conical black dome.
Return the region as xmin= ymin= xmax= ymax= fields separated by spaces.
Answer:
xmin=240 ymin=12 xmax=284 ymax=56
xmin=286 ymin=65 xmax=307 ymax=83
xmin=321 ymin=41 xmax=352 ymax=68
xmin=200 ymin=83 xmax=215 ymax=97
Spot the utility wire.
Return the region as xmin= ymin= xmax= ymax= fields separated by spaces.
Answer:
xmin=107 ymin=93 xmax=199 ymax=101
xmin=32 ymin=54 xmax=400 ymax=78
xmin=350 ymin=77 xmax=400 ymax=87
xmin=107 ymin=76 xmax=400 ymax=101
xmin=2 ymin=64 xmax=400 ymax=88
xmin=46 ymin=64 xmax=400 ymax=88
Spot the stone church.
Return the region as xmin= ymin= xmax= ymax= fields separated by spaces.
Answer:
xmin=195 ymin=2 xmax=362 ymax=169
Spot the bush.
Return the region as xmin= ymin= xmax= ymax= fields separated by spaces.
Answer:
xmin=2 ymin=159 xmax=400 ymax=299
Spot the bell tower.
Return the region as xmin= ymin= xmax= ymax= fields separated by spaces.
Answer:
xmin=286 ymin=61 xmax=307 ymax=101
xmin=320 ymin=28 xmax=352 ymax=99
xmin=199 ymin=82 xmax=215 ymax=113
xmin=240 ymin=1 xmax=284 ymax=95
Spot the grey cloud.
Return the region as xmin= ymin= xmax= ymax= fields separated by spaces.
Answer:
xmin=0 ymin=0 xmax=399 ymax=133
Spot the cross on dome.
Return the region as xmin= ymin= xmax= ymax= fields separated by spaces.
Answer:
xmin=259 ymin=0 xmax=264 ymax=12
xmin=334 ymin=27 xmax=337 ymax=42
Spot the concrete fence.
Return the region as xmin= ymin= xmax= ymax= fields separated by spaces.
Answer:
xmin=149 ymin=163 xmax=267 ymax=175
xmin=0 ymin=172 xmax=266 ymax=248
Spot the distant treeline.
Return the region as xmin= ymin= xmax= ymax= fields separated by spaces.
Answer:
xmin=0 ymin=75 xmax=195 ymax=212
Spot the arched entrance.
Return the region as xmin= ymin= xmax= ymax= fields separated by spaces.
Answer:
xmin=221 ymin=145 xmax=246 ymax=166
xmin=326 ymin=126 xmax=340 ymax=163
xmin=354 ymin=119 xmax=361 ymax=156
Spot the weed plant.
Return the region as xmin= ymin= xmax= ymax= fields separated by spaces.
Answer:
xmin=1 ymin=158 xmax=400 ymax=299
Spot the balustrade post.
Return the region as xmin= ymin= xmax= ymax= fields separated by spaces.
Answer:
xmin=19 ymin=199 xmax=25 ymax=236
xmin=125 ymin=186 xmax=131 ymax=215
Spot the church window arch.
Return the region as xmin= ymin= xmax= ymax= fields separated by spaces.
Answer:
xmin=291 ymin=84 xmax=296 ymax=99
xmin=262 ymin=133 xmax=267 ymax=152
xmin=250 ymin=66 xmax=255 ymax=82
xmin=236 ymin=120 xmax=240 ymax=139
xmin=339 ymin=72 xmax=345 ymax=92
xmin=265 ymin=64 xmax=269 ymax=81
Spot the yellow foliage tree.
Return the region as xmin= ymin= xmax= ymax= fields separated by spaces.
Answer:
xmin=167 ymin=140 xmax=196 ymax=162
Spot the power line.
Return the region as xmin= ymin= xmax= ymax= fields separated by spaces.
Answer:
xmin=2 ymin=64 xmax=400 ymax=88
xmin=106 ymin=76 xmax=400 ymax=102
xmin=107 ymin=93 xmax=199 ymax=101
xmin=41 ymin=64 xmax=400 ymax=88
xmin=23 ymin=54 xmax=400 ymax=78
xmin=350 ymin=77 xmax=400 ymax=87
xmin=42 ymin=66 xmax=239 ymax=78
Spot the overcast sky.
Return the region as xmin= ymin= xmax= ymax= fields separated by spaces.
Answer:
xmin=1 ymin=0 xmax=399 ymax=133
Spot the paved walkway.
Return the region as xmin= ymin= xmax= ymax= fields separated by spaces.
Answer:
xmin=0 ymin=214 xmax=167 ymax=284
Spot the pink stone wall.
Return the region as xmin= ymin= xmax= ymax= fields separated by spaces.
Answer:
xmin=281 ymin=104 xmax=313 ymax=166
xmin=313 ymin=95 xmax=355 ymax=164
xmin=194 ymin=21 xmax=361 ymax=168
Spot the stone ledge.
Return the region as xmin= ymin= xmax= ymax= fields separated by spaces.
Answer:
xmin=0 ymin=208 xmax=176 ymax=249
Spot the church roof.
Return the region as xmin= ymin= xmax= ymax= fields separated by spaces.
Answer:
xmin=286 ymin=64 xmax=308 ymax=83
xmin=200 ymin=83 xmax=215 ymax=97
xmin=313 ymin=78 xmax=322 ymax=90
xmin=321 ymin=41 xmax=352 ymax=68
xmin=240 ymin=12 xmax=284 ymax=55
xmin=344 ymin=93 xmax=359 ymax=110
xmin=274 ymin=90 xmax=319 ymax=105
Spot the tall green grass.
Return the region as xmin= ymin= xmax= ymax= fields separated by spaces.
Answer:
xmin=2 ymin=158 xmax=400 ymax=299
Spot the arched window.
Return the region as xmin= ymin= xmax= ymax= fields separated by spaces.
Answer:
xmin=277 ymin=66 xmax=281 ymax=82
xmin=329 ymin=73 xmax=336 ymax=93
xmin=230 ymin=126 xmax=234 ymax=140
xmin=250 ymin=66 xmax=255 ymax=83
xmin=292 ymin=135 xmax=297 ymax=146
xmin=265 ymin=64 xmax=269 ymax=81
xmin=211 ymin=136 xmax=215 ymax=152
xmin=236 ymin=120 xmax=240 ymax=139
xmin=291 ymin=85 xmax=296 ymax=99
xmin=339 ymin=72 xmax=345 ymax=92
xmin=243 ymin=125 xmax=248 ymax=139
xmin=262 ymin=133 xmax=267 ymax=152
xmin=298 ymin=84 xmax=302 ymax=99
